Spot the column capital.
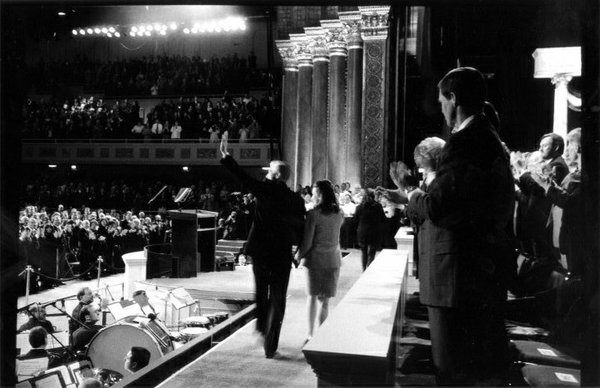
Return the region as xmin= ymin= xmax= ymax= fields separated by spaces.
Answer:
xmin=358 ymin=6 xmax=391 ymax=40
xmin=551 ymin=73 xmax=573 ymax=86
xmin=289 ymin=33 xmax=313 ymax=67
xmin=320 ymin=19 xmax=348 ymax=57
xmin=338 ymin=11 xmax=363 ymax=49
xmin=275 ymin=40 xmax=298 ymax=71
xmin=304 ymin=27 xmax=330 ymax=62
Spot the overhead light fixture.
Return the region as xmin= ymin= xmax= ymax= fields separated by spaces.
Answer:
xmin=169 ymin=23 xmax=177 ymax=30
xmin=71 ymin=165 xmax=77 ymax=170
xmin=94 ymin=27 xmax=101 ymax=34
xmin=79 ymin=29 xmax=85 ymax=35
xmin=107 ymin=32 xmax=112 ymax=38
xmin=183 ymin=28 xmax=190 ymax=34
xmin=145 ymin=31 xmax=151 ymax=36
xmin=114 ymin=32 xmax=121 ymax=38
xmin=108 ymin=27 xmax=115 ymax=33
xmin=132 ymin=26 xmax=138 ymax=32
xmin=48 ymin=164 xmax=57 ymax=169
xmin=86 ymin=28 xmax=93 ymax=34
xmin=72 ymin=29 xmax=78 ymax=35
xmin=182 ymin=166 xmax=189 ymax=172
xmin=101 ymin=27 xmax=108 ymax=33
xmin=130 ymin=31 xmax=136 ymax=37
xmin=57 ymin=11 xmax=66 ymax=16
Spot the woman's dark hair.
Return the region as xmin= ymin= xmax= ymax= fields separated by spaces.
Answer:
xmin=313 ymin=180 xmax=340 ymax=215
xmin=361 ymin=189 xmax=377 ymax=205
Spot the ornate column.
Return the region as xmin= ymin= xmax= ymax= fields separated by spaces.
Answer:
xmin=339 ymin=11 xmax=363 ymax=186
xmin=291 ymin=33 xmax=313 ymax=187
xmin=276 ymin=40 xmax=299 ymax=187
xmin=321 ymin=20 xmax=348 ymax=185
xmin=305 ymin=27 xmax=329 ymax=182
xmin=359 ymin=6 xmax=390 ymax=188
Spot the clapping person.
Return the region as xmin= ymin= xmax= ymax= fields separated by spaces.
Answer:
xmin=295 ymin=181 xmax=344 ymax=344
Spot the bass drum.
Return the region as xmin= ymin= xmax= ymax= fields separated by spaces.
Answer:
xmin=86 ymin=320 xmax=173 ymax=376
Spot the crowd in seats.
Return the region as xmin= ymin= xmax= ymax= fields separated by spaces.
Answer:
xmin=22 ymin=91 xmax=274 ymax=140
xmin=28 ymin=53 xmax=267 ymax=95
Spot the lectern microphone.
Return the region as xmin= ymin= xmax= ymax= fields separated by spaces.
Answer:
xmin=174 ymin=187 xmax=192 ymax=204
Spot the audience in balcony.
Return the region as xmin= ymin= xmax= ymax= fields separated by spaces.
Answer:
xmin=22 ymin=91 xmax=273 ymax=140
xmin=28 ymin=53 xmax=266 ymax=96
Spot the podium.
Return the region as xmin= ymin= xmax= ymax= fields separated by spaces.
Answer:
xmin=168 ymin=210 xmax=218 ymax=277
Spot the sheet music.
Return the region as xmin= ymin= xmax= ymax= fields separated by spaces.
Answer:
xmin=16 ymin=358 xmax=48 ymax=380
xmin=33 ymin=374 xmax=62 ymax=388
xmin=108 ymin=300 xmax=144 ymax=321
xmin=170 ymin=288 xmax=195 ymax=309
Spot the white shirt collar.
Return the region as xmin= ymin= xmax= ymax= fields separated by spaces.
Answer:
xmin=451 ymin=115 xmax=476 ymax=134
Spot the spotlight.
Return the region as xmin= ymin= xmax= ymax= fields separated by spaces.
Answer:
xmin=48 ymin=164 xmax=57 ymax=168
xmin=145 ymin=31 xmax=151 ymax=36
xmin=183 ymin=28 xmax=190 ymax=34
xmin=130 ymin=31 xmax=136 ymax=37
xmin=240 ymin=22 xmax=247 ymax=31
xmin=71 ymin=165 xmax=77 ymax=171
xmin=159 ymin=30 xmax=166 ymax=36
xmin=87 ymin=28 xmax=93 ymax=34
xmin=101 ymin=27 xmax=108 ymax=33
xmin=107 ymin=32 xmax=112 ymax=38
xmin=137 ymin=31 xmax=144 ymax=37
xmin=169 ymin=23 xmax=177 ymax=30
xmin=108 ymin=27 xmax=115 ymax=33
xmin=132 ymin=26 xmax=138 ymax=32
xmin=72 ymin=29 xmax=78 ymax=35
xmin=182 ymin=166 xmax=189 ymax=172
xmin=191 ymin=28 xmax=198 ymax=34
xmin=147 ymin=25 xmax=153 ymax=31
xmin=139 ymin=25 xmax=146 ymax=32
xmin=153 ymin=23 xmax=161 ymax=31
xmin=79 ymin=29 xmax=85 ymax=35
xmin=115 ymin=32 xmax=121 ymax=38
xmin=94 ymin=27 xmax=101 ymax=34
xmin=57 ymin=11 xmax=66 ymax=16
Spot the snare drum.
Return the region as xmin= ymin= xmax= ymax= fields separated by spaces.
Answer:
xmin=86 ymin=318 xmax=173 ymax=376
xmin=180 ymin=326 xmax=209 ymax=340
xmin=205 ymin=312 xmax=229 ymax=325
xmin=183 ymin=316 xmax=211 ymax=329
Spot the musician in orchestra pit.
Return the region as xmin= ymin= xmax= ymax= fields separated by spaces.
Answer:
xmin=17 ymin=327 xmax=62 ymax=368
xmin=70 ymin=287 xmax=93 ymax=336
xmin=72 ymin=305 xmax=104 ymax=352
xmin=18 ymin=304 xmax=55 ymax=333
xmin=124 ymin=346 xmax=151 ymax=373
xmin=132 ymin=290 xmax=157 ymax=316
xmin=78 ymin=378 xmax=102 ymax=388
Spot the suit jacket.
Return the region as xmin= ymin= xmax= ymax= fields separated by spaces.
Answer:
xmin=72 ymin=324 xmax=103 ymax=352
xmin=17 ymin=348 xmax=62 ymax=369
xmin=355 ymin=201 xmax=386 ymax=248
xmin=220 ymin=155 xmax=305 ymax=260
xmin=547 ymin=155 xmax=569 ymax=186
xmin=407 ymin=114 xmax=515 ymax=308
xmin=298 ymin=209 xmax=344 ymax=269
xmin=18 ymin=318 xmax=54 ymax=334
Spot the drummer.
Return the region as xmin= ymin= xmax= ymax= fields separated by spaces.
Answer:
xmin=132 ymin=290 xmax=157 ymax=316
xmin=72 ymin=305 xmax=104 ymax=352
xmin=124 ymin=346 xmax=151 ymax=373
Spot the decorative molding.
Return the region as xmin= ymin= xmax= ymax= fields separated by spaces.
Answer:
xmin=275 ymin=40 xmax=298 ymax=71
xmin=338 ymin=11 xmax=363 ymax=49
xmin=358 ymin=6 xmax=390 ymax=40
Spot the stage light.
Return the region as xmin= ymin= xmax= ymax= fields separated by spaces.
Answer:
xmin=153 ymin=23 xmax=161 ymax=31
xmin=93 ymin=28 xmax=100 ymax=34
xmin=115 ymin=32 xmax=121 ymax=38
xmin=57 ymin=11 xmax=66 ymax=16
xmin=72 ymin=29 xmax=78 ymax=35
xmin=107 ymin=33 xmax=112 ymax=38
xmin=160 ymin=30 xmax=166 ymax=36
xmin=191 ymin=27 xmax=198 ymax=34
xmin=137 ymin=31 xmax=144 ymax=37
xmin=129 ymin=31 xmax=136 ymax=37
xmin=71 ymin=165 xmax=77 ymax=170
xmin=87 ymin=28 xmax=93 ymax=34
xmin=170 ymin=23 xmax=177 ymax=30
xmin=132 ymin=26 xmax=138 ymax=32
xmin=79 ymin=29 xmax=85 ymax=35
xmin=182 ymin=166 xmax=189 ymax=172
xmin=145 ymin=31 xmax=151 ymax=36
xmin=139 ymin=25 xmax=146 ymax=32
xmin=183 ymin=28 xmax=190 ymax=34
xmin=147 ymin=25 xmax=153 ymax=31
xmin=100 ymin=27 xmax=107 ymax=34
xmin=109 ymin=27 xmax=115 ymax=33
xmin=48 ymin=164 xmax=57 ymax=169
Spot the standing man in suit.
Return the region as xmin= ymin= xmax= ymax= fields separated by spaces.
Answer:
xmin=402 ymin=67 xmax=515 ymax=385
xmin=539 ymin=133 xmax=569 ymax=186
xmin=219 ymin=134 xmax=305 ymax=358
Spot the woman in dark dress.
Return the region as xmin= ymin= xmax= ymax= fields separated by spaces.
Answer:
xmin=354 ymin=189 xmax=386 ymax=270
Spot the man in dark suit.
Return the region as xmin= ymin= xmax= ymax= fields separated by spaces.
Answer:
xmin=219 ymin=134 xmax=305 ymax=358
xmin=72 ymin=305 xmax=103 ymax=352
xmin=404 ymin=67 xmax=516 ymax=385
xmin=69 ymin=287 xmax=93 ymax=339
xmin=18 ymin=304 xmax=55 ymax=333
xmin=17 ymin=327 xmax=62 ymax=368
xmin=539 ymin=133 xmax=569 ymax=185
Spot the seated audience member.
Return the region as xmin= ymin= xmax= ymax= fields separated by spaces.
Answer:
xmin=70 ymin=287 xmax=94 ymax=336
xmin=72 ymin=305 xmax=103 ymax=352
xmin=124 ymin=346 xmax=151 ymax=373
xmin=18 ymin=304 xmax=55 ymax=333
xmin=17 ymin=327 xmax=62 ymax=368
xmin=78 ymin=378 xmax=103 ymax=388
